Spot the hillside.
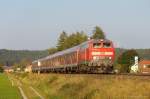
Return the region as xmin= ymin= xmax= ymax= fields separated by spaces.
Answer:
xmin=0 ymin=49 xmax=49 ymax=66
xmin=115 ymin=48 xmax=150 ymax=60
xmin=136 ymin=49 xmax=150 ymax=60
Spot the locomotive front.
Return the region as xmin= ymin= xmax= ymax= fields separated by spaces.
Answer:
xmin=88 ymin=39 xmax=115 ymax=73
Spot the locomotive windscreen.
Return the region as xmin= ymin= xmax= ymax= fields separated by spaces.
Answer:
xmin=103 ymin=42 xmax=111 ymax=48
xmin=93 ymin=43 xmax=102 ymax=48
xmin=93 ymin=42 xmax=111 ymax=48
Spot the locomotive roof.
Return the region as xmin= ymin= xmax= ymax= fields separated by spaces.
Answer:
xmin=32 ymin=39 xmax=112 ymax=62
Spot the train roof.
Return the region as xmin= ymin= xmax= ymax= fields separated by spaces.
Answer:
xmin=37 ymin=40 xmax=90 ymax=62
xmin=32 ymin=39 xmax=113 ymax=63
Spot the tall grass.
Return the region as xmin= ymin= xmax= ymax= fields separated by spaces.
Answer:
xmin=11 ymin=73 xmax=150 ymax=99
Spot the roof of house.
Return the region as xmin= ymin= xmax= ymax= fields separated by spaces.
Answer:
xmin=139 ymin=60 xmax=150 ymax=65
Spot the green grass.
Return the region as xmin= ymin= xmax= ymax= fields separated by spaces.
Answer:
xmin=0 ymin=73 xmax=22 ymax=99
xmin=10 ymin=73 xmax=150 ymax=99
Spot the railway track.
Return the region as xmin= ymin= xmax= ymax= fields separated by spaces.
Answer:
xmin=116 ymin=73 xmax=150 ymax=77
xmin=46 ymin=72 xmax=150 ymax=78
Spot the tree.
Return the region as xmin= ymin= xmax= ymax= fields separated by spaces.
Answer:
xmin=64 ymin=33 xmax=76 ymax=48
xmin=0 ymin=64 xmax=4 ymax=73
xmin=75 ymin=31 xmax=88 ymax=45
xmin=63 ymin=31 xmax=88 ymax=49
xmin=47 ymin=48 xmax=57 ymax=55
xmin=0 ymin=49 xmax=48 ymax=66
xmin=117 ymin=49 xmax=139 ymax=73
xmin=56 ymin=31 xmax=88 ymax=51
xmin=57 ymin=31 xmax=68 ymax=51
xmin=91 ymin=26 xmax=106 ymax=39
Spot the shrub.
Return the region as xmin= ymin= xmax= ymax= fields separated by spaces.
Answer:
xmin=0 ymin=67 xmax=4 ymax=73
xmin=117 ymin=49 xmax=139 ymax=73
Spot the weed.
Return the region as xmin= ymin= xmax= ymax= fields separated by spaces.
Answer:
xmin=48 ymin=76 xmax=58 ymax=84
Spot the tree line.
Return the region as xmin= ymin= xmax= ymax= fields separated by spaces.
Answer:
xmin=0 ymin=49 xmax=48 ymax=68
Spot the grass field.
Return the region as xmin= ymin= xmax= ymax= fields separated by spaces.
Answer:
xmin=0 ymin=73 xmax=22 ymax=99
xmin=10 ymin=73 xmax=150 ymax=99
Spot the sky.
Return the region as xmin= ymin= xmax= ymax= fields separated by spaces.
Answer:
xmin=0 ymin=0 xmax=150 ymax=50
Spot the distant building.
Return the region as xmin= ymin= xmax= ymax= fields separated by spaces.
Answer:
xmin=139 ymin=60 xmax=150 ymax=74
xmin=25 ymin=65 xmax=32 ymax=73
xmin=16 ymin=68 xmax=21 ymax=71
xmin=3 ymin=66 xmax=14 ymax=73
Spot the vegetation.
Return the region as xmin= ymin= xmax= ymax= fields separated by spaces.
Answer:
xmin=116 ymin=49 xmax=139 ymax=73
xmin=114 ymin=48 xmax=150 ymax=72
xmin=91 ymin=26 xmax=106 ymax=39
xmin=0 ymin=64 xmax=4 ymax=73
xmin=13 ymin=58 xmax=32 ymax=71
xmin=0 ymin=49 xmax=48 ymax=66
xmin=57 ymin=31 xmax=68 ymax=51
xmin=47 ymin=48 xmax=58 ymax=55
xmin=136 ymin=49 xmax=150 ymax=60
xmin=56 ymin=31 xmax=88 ymax=51
xmin=49 ymin=26 xmax=105 ymax=53
xmin=10 ymin=73 xmax=150 ymax=99
xmin=0 ymin=74 xmax=21 ymax=99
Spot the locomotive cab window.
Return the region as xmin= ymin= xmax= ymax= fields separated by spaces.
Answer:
xmin=93 ymin=43 xmax=102 ymax=48
xmin=103 ymin=42 xmax=111 ymax=48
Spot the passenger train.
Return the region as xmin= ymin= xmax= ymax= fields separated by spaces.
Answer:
xmin=32 ymin=39 xmax=115 ymax=73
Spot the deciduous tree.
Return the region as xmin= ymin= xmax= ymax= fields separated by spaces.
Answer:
xmin=0 ymin=64 xmax=4 ymax=73
xmin=117 ymin=49 xmax=139 ymax=73
xmin=47 ymin=48 xmax=57 ymax=55
xmin=56 ymin=31 xmax=88 ymax=51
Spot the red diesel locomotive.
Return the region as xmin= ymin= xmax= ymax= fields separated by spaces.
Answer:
xmin=32 ymin=39 xmax=115 ymax=73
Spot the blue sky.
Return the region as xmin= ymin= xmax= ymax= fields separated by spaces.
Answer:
xmin=0 ymin=0 xmax=150 ymax=50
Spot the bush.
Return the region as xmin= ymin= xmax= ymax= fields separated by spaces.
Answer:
xmin=0 ymin=67 xmax=4 ymax=73
xmin=117 ymin=49 xmax=139 ymax=73
xmin=115 ymin=64 xmax=130 ymax=73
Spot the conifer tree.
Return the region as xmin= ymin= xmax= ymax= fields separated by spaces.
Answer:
xmin=57 ymin=31 xmax=88 ymax=50
xmin=57 ymin=31 xmax=68 ymax=51
xmin=65 ymin=32 xmax=88 ymax=49
xmin=92 ymin=26 xmax=106 ymax=39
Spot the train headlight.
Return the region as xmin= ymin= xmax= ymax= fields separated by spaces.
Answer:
xmin=93 ymin=56 xmax=100 ymax=60
xmin=93 ymin=56 xmax=97 ymax=60
xmin=109 ymin=57 xmax=112 ymax=60
xmin=93 ymin=56 xmax=99 ymax=60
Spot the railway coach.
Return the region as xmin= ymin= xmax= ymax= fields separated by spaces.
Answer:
xmin=32 ymin=39 xmax=115 ymax=73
